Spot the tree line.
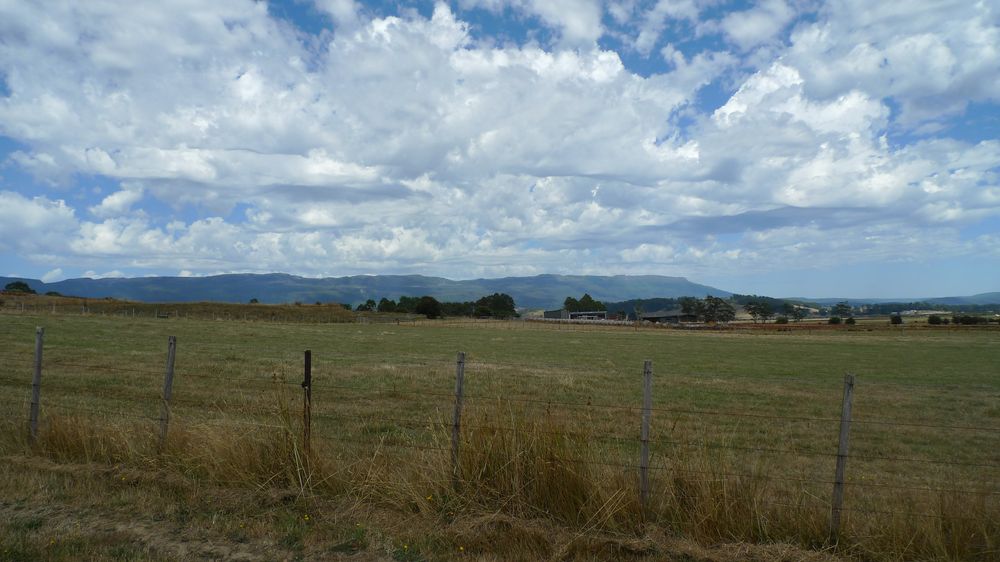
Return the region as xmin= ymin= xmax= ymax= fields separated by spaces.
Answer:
xmin=352 ymin=293 xmax=517 ymax=319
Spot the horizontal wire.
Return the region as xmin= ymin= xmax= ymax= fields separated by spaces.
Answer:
xmin=42 ymin=401 xmax=156 ymax=421
xmin=835 ymin=504 xmax=993 ymax=522
xmin=851 ymin=418 xmax=1000 ymax=433
xmin=848 ymin=452 xmax=1000 ymax=469
xmin=312 ymin=384 xmax=1000 ymax=434
xmin=649 ymin=438 xmax=835 ymax=459
xmin=45 ymin=361 xmax=161 ymax=376
xmin=311 ymin=411 xmax=639 ymax=444
xmin=845 ymin=480 xmax=1000 ymax=496
xmin=15 ymin=373 xmax=985 ymax=437
xmin=184 ymin=418 xmax=289 ymax=430
xmin=324 ymin=434 xmax=451 ymax=453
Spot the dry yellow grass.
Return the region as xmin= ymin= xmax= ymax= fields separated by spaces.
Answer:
xmin=0 ymin=310 xmax=997 ymax=560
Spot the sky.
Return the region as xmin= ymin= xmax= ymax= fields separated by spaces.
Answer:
xmin=0 ymin=0 xmax=998 ymax=298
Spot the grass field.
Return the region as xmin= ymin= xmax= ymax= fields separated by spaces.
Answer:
xmin=0 ymin=310 xmax=997 ymax=561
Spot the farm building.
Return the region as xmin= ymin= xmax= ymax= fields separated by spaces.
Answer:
xmin=543 ymin=309 xmax=609 ymax=320
xmin=639 ymin=308 xmax=698 ymax=324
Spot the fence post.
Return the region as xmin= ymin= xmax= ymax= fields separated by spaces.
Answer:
xmin=158 ymin=336 xmax=177 ymax=450
xmin=302 ymin=350 xmax=312 ymax=458
xmin=639 ymin=359 xmax=653 ymax=519
xmin=28 ymin=327 xmax=44 ymax=445
xmin=829 ymin=373 xmax=855 ymax=544
xmin=451 ymin=351 xmax=466 ymax=490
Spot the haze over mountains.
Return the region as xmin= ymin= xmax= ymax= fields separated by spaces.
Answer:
xmin=2 ymin=274 xmax=998 ymax=310
xmin=0 ymin=274 xmax=729 ymax=309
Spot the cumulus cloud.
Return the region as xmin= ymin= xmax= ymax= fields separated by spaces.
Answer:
xmin=718 ymin=0 xmax=796 ymax=51
xmin=89 ymin=187 xmax=144 ymax=218
xmin=41 ymin=268 xmax=63 ymax=283
xmin=460 ymin=0 xmax=604 ymax=46
xmin=783 ymin=0 xmax=1000 ymax=128
xmin=0 ymin=0 xmax=996 ymax=282
xmin=0 ymin=191 xmax=78 ymax=254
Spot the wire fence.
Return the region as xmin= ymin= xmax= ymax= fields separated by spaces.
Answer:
xmin=0 ymin=326 xmax=997 ymax=536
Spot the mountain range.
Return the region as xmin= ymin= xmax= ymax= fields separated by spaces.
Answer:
xmin=2 ymin=274 xmax=997 ymax=310
xmin=0 ymin=273 xmax=729 ymax=310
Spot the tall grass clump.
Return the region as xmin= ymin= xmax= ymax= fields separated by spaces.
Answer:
xmin=8 ymin=384 xmax=343 ymax=499
xmin=454 ymin=411 xmax=632 ymax=527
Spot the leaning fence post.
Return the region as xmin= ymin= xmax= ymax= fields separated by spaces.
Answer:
xmin=829 ymin=373 xmax=855 ymax=544
xmin=302 ymin=350 xmax=312 ymax=458
xmin=28 ymin=327 xmax=44 ymax=445
xmin=451 ymin=351 xmax=466 ymax=490
xmin=158 ymin=336 xmax=177 ymax=450
xmin=639 ymin=360 xmax=653 ymax=519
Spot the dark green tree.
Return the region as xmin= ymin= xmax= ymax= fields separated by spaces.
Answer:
xmin=577 ymin=293 xmax=605 ymax=311
xmin=563 ymin=296 xmax=580 ymax=312
xmin=4 ymin=281 xmax=35 ymax=294
xmin=701 ymin=296 xmax=735 ymax=323
xmin=415 ymin=296 xmax=442 ymax=319
xmin=377 ymin=298 xmax=397 ymax=313
xmin=744 ymin=298 xmax=774 ymax=323
xmin=397 ymin=296 xmax=420 ymax=314
xmin=832 ymin=301 xmax=852 ymax=318
xmin=355 ymin=299 xmax=376 ymax=312
xmin=679 ymin=297 xmax=699 ymax=315
xmin=474 ymin=293 xmax=516 ymax=318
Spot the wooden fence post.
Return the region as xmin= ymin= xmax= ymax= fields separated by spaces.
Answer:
xmin=451 ymin=351 xmax=466 ymax=490
xmin=829 ymin=373 xmax=855 ymax=544
xmin=639 ymin=359 xmax=653 ymax=518
xmin=28 ymin=327 xmax=44 ymax=445
xmin=302 ymin=350 xmax=312 ymax=457
xmin=158 ymin=336 xmax=177 ymax=450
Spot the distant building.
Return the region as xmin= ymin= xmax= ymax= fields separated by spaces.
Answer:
xmin=639 ymin=308 xmax=698 ymax=324
xmin=543 ymin=309 xmax=608 ymax=320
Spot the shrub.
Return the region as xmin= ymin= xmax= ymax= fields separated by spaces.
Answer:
xmin=828 ymin=316 xmax=842 ymax=325
xmin=942 ymin=317 xmax=951 ymax=325
xmin=845 ymin=317 xmax=856 ymax=325
xmin=774 ymin=316 xmax=788 ymax=324
xmin=890 ymin=315 xmax=903 ymax=325
xmin=927 ymin=315 xmax=942 ymax=325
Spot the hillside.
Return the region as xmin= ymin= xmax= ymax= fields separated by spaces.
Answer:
xmin=0 ymin=273 xmax=730 ymax=310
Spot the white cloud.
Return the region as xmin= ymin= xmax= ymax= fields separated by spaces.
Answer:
xmin=784 ymin=0 xmax=1000 ymax=127
xmin=0 ymin=191 xmax=78 ymax=254
xmin=718 ymin=0 xmax=795 ymax=51
xmin=0 ymin=1 xmax=996 ymax=281
xmin=41 ymin=268 xmax=63 ymax=283
xmin=634 ymin=0 xmax=700 ymax=55
xmin=89 ymin=187 xmax=144 ymax=218
xmin=82 ymin=270 xmax=125 ymax=279
xmin=314 ymin=0 xmax=361 ymax=30
xmin=459 ymin=0 xmax=604 ymax=46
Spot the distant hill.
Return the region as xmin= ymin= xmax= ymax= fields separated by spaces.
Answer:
xmin=0 ymin=273 xmax=731 ymax=310
xmin=795 ymin=292 xmax=1000 ymax=306
xmin=925 ymin=292 xmax=1000 ymax=306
